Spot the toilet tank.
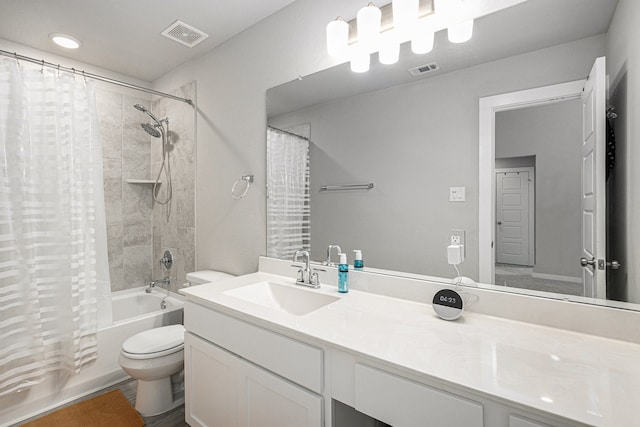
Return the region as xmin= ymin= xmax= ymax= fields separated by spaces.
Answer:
xmin=185 ymin=270 xmax=234 ymax=287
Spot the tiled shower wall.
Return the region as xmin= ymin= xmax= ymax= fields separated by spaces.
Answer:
xmin=151 ymin=82 xmax=197 ymax=293
xmin=95 ymin=81 xmax=196 ymax=293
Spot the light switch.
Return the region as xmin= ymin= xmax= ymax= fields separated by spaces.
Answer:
xmin=449 ymin=187 xmax=466 ymax=202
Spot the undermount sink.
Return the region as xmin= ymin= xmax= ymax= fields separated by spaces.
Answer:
xmin=223 ymin=281 xmax=340 ymax=316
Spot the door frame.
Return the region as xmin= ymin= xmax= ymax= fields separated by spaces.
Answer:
xmin=478 ymin=80 xmax=585 ymax=284
xmin=495 ymin=166 xmax=535 ymax=266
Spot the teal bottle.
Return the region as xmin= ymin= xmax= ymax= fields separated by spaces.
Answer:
xmin=353 ymin=249 xmax=364 ymax=271
xmin=338 ymin=253 xmax=349 ymax=293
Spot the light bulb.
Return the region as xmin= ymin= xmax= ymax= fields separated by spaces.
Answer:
xmin=357 ymin=3 xmax=382 ymax=52
xmin=50 ymin=33 xmax=81 ymax=49
xmin=351 ymin=44 xmax=371 ymax=73
xmin=379 ymin=32 xmax=400 ymax=65
xmin=326 ymin=17 xmax=349 ymax=57
xmin=448 ymin=18 xmax=473 ymax=43
xmin=392 ymin=0 xmax=419 ymax=39
xmin=411 ymin=22 xmax=434 ymax=54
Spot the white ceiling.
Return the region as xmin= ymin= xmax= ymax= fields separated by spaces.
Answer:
xmin=0 ymin=0 xmax=298 ymax=82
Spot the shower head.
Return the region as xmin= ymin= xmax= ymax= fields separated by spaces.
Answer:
xmin=141 ymin=122 xmax=162 ymax=138
xmin=133 ymin=103 xmax=163 ymax=126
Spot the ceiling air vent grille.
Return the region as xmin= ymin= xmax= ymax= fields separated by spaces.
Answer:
xmin=408 ymin=62 xmax=440 ymax=77
xmin=161 ymin=20 xmax=209 ymax=48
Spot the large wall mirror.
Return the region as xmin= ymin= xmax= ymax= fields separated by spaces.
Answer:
xmin=266 ymin=0 xmax=639 ymax=309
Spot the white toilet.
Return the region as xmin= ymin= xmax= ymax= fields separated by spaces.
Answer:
xmin=119 ymin=270 xmax=234 ymax=416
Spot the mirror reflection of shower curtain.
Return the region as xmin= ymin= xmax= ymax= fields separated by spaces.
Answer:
xmin=0 ymin=58 xmax=110 ymax=396
xmin=266 ymin=126 xmax=310 ymax=260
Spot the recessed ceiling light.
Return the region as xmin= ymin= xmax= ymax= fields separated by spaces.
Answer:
xmin=50 ymin=33 xmax=81 ymax=49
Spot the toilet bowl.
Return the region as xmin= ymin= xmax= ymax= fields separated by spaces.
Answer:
xmin=119 ymin=324 xmax=186 ymax=416
xmin=119 ymin=270 xmax=234 ymax=416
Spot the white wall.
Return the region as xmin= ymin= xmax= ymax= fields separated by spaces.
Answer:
xmin=607 ymin=0 xmax=640 ymax=303
xmin=496 ymin=100 xmax=582 ymax=279
xmin=268 ymin=36 xmax=604 ymax=280
xmin=152 ymin=0 xmax=356 ymax=274
xmin=152 ymin=0 xmax=606 ymax=277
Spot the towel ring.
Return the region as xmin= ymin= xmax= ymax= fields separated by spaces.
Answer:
xmin=232 ymin=175 xmax=254 ymax=199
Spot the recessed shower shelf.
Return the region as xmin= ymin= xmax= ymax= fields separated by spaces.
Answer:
xmin=126 ymin=179 xmax=161 ymax=185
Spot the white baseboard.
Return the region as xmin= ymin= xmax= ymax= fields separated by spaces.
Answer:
xmin=531 ymin=272 xmax=582 ymax=284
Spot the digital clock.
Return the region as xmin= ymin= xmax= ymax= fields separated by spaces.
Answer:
xmin=432 ymin=289 xmax=464 ymax=320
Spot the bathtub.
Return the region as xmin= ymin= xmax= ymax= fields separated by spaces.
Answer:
xmin=0 ymin=287 xmax=184 ymax=427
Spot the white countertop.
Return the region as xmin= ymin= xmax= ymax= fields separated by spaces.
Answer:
xmin=181 ymin=272 xmax=640 ymax=427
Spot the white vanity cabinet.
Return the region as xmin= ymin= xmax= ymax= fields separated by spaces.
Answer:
xmin=354 ymin=364 xmax=484 ymax=427
xmin=184 ymin=302 xmax=324 ymax=427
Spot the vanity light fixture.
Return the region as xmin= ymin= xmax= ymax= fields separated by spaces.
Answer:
xmin=325 ymin=0 xmax=474 ymax=73
xmin=351 ymin=43 xmax=371 ymax=72
xmin=444 ymin=0 xmax=474 ymax=43
xmin=411 ymin=20 xmax=435 ymax=54
xmin=379 ymin=31 xmax=400 ymax=65
xmin=49 ymin=33 xmax=81 ymax=49
xmin=326 ymin=17 xmax=349 ymax=57
xmin=448 ymin=18 xmax=474 ymax=43
xmin=392 ymin=0 xmax=419 ymax=39
xmin=357 ymin=3 xmax=382 ymax=51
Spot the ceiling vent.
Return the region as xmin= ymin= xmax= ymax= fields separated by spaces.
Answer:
xmin=161 ymin=20 xmax=209 ymax=48
xmin=408 ymin=62 xmax=440 ymax=77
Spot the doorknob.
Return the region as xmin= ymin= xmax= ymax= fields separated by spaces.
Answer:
xmin=580 ymin=257 xmax=596 ymax=267
xmin=607 ymin=260 xmax=622 ymax=269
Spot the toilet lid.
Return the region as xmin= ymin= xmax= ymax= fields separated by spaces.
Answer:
xmin=122 ymin=324 xmax=185 ymax=355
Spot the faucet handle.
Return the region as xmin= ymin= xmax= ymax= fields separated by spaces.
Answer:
xmin=290 ymin=264 xmax=305 ymax=282
xmin=310 ymin=270 xmax=321 ymax=287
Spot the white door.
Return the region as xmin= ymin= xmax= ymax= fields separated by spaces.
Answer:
xmin=496 ymin=169 xmax=532 ymax=266
xmin=239 ymin=358 xmax=322 ymax=427
xmin=185 ymin=333 xmax=240 ymax=427
xmin=581 ymin=56 xmax=607 ymax=298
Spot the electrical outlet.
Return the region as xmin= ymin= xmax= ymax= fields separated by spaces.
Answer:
xmin=449 ymin=229 xmax=466 ymax=258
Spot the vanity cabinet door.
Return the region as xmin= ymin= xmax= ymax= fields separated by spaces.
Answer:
xmin=509 ymin=415 xmax=551 ymax=427
xmin=354 ymin=364 xmax=483 ymax=427
xmin=238 ymin=358 xmax=323 ymax=427
xmin=185 ymin=332 xmax=239 ymax=427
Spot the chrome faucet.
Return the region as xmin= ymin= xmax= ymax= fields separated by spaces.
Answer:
xmin=292 ymin=249 xmax=324 ymax=288
xmin=147 ymin=276 xmax=171 ymax=293
xmin=324 ymin=244 xmax=342 ymax=267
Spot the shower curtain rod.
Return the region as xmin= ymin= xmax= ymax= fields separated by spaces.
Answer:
xmin=0 ymin=49 xmax=193 ymax=106
xmin=268 ymin=125 xmax=310 ymax=141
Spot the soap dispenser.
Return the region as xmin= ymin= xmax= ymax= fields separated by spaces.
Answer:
xmin=338 ymin=253 xmax=349 ymax=293
xmin=353 ymin=250 xmax=364 ymax=270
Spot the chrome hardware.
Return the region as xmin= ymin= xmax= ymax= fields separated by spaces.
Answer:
xmin=580 ymin=257 xmax=596 ymax=268
xmin=581 ymin=257 xmax=621 ymax=270
xmin=291 ymin=249 xmax=323 ymax=288
xmin=606 ymin=260 xmax=621 ymax=270
xmin=320 ymin=183 xmax=374 ymax=191
xmin=147 ymin=276 xmax=171 ymax=293
xmin=160 ymin=250 xmax=173 ymax=270
xmin=323 ymin=244 xmax=342 ymax=267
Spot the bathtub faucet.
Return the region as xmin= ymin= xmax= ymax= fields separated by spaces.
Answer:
xmin=147 ymin=276 xmax=171 ymax=293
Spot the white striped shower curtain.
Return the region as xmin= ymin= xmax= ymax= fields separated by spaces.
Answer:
xmin=0 ymin=58 xmax=110 ymax=396
xmin=266 ymin=127 xmax=311 ymax=260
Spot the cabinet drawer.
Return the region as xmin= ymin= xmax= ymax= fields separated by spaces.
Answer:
xmin=185 ymin=301 xmax=323 ymax=393
xmin=354 ymin=364 xmax=483 ymax=427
